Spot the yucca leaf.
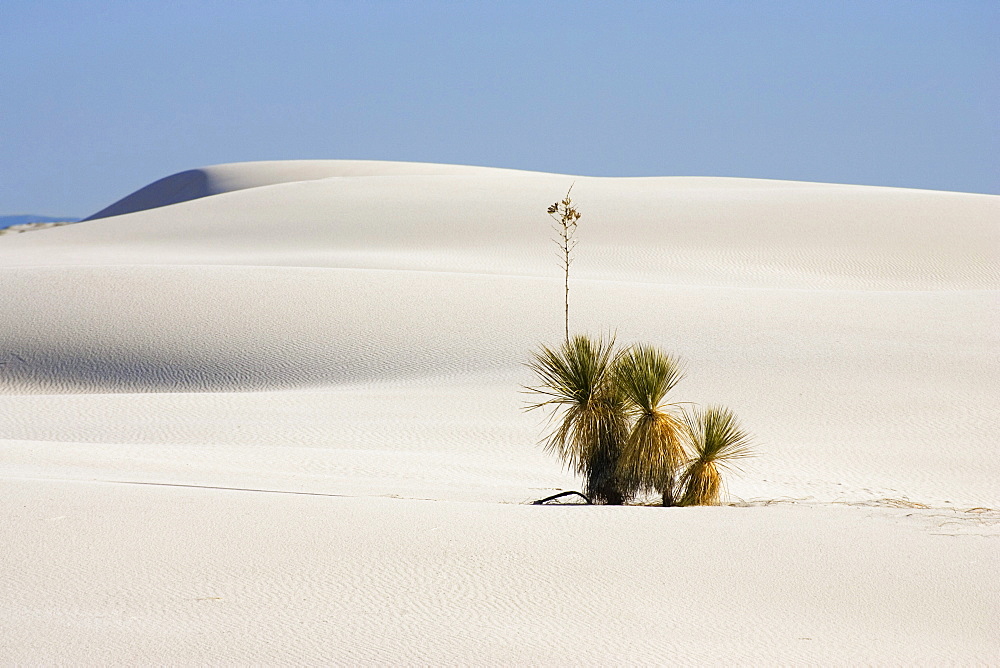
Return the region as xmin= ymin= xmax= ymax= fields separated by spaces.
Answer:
xmin=613 ymin=344 xmax=685 ymax=414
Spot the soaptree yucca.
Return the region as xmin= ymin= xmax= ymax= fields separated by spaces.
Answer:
xmin=614 ymin=344 xmax=690 ymax=506
xmin=526 ymin=334 xmax=631 ymax=504
xmin=678 ymin=406 xmax=754 ymax=506
xmin=530 ymin=192 xmax=752 ymax=506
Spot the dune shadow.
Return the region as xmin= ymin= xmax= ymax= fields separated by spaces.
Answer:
xmin=0 ymin=342 xmax=480 ymax=394
xmin=85 ymin=169 xmax=211 ymax=221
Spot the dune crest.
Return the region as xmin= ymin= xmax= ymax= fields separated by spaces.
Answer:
xmin=84 ymin=159 xmax=541 ymax=220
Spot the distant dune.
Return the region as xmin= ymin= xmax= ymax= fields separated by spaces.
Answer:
xmin=2 ymin=160 xmax=997 ymax=664
xmin=83 ymin=160 xmax=541 ymax=220
xmin=0 ymin=214 xmax=79 ymax=230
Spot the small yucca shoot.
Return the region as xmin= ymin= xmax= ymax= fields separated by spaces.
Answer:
xmin=679 ymin=406 xmax=754 ymax=506
xmin=614 ymin=344 xmax=690 ymax=506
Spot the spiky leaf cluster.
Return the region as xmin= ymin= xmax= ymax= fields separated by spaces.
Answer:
xmin=527 ymin=335 xmax=630 ymax=504
xmin=679 ymin=406 xmax=754 ymax=506
xmin=613 ymin=344 xmax=689 ymax=505
xmin=527 ymin=335 xmax=754 ymax=506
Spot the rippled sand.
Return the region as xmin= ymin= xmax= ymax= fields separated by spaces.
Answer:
xmin=2 ymin=161 xmax=997 ymax=664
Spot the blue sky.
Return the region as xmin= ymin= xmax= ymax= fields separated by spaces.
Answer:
xmin=2 ymin=1 xmax=997 ymax=215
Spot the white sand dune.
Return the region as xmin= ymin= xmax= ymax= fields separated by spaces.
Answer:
xmin=2 ymin=161 xmax=998 ymax=664
xmin=83 ymin=159 xmax=541 ymax=221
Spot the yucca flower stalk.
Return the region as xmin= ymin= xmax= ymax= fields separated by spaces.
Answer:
xmin=679 ymin=406 xmax=754 ymax=506
xmin=614 ymin=344 xmax=690 ymax=506
xmin=526 ymin=334 xmax=631 ymax=504
xmin=547 ymin=186 xmax=582 ymax=343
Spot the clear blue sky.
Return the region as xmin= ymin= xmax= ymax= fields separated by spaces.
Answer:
xmin=2 ymin=1 xmax=997 ymax=216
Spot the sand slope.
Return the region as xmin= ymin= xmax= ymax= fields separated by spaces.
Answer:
xmin=83 ymin=160 xmax=542 ymax=221
xmin=1 ymin=161 xmax=998 ymax=664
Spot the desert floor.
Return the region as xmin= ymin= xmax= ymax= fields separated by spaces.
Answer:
xmin=2 ymin=161 xmax=997 ymax=665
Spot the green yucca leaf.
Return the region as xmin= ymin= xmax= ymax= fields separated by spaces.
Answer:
xmin=525 ymin=335 xmax=617 ymax=408
xmin=613 ymin=344 xmax=685 ymax=414
xmin=686 ymin=405 xmax=754 ymax=471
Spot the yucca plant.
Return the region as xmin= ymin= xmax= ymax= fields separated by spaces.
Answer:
xmin=532 ymin=193 xmax=753 ymax=507
xmin=614 ymin=344 xmax=690 ymax=506
xmin=678 ymin=406 xmax=754 ymax=506
xmin=526 ymin=334 xmax=631 ymax=504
